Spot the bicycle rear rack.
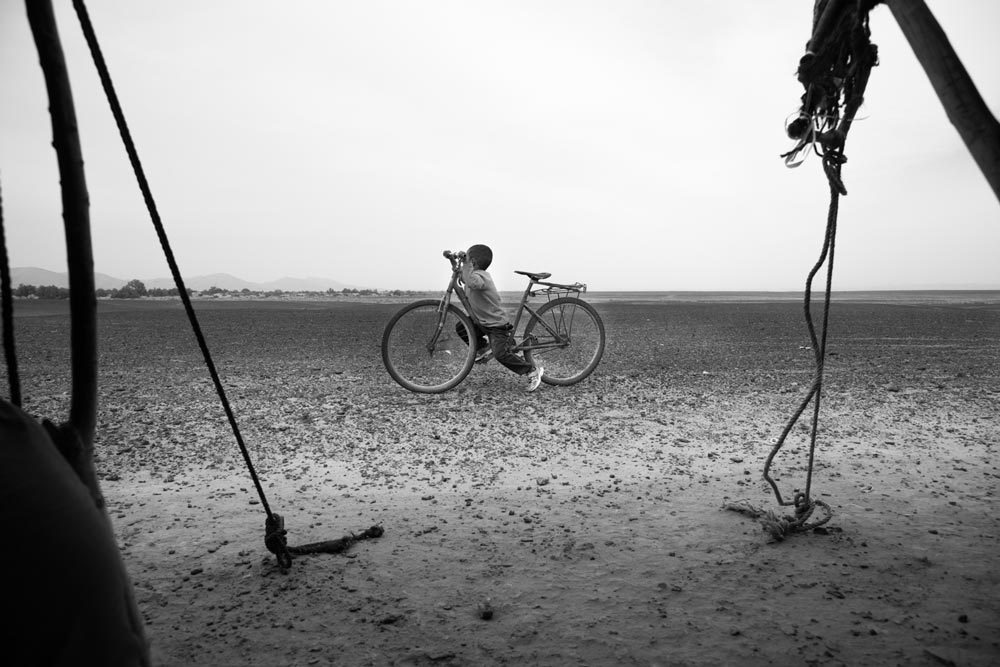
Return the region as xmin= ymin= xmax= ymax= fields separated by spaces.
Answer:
xmin=529 ymin=280 xmax=587 ymax=300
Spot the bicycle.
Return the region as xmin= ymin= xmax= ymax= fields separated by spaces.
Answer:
xmin=381 ymin=250 xmax=606 ymax=393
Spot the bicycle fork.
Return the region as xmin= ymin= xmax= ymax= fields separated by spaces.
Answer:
xmin=424 ymin=298 xmax=451 ymax=356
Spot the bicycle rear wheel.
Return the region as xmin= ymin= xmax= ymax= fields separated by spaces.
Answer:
xmin=381 ymin=299 xmax=477 ymax=393
xmin=523 ymin=297 xmax=605 ymax=386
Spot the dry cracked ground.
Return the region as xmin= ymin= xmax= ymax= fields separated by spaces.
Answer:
xmin=6 ymin=295 xmax=999 ymax=666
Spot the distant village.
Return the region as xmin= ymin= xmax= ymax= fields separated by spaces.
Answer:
xmin=10 ymin=280 xmax=432 ymax=300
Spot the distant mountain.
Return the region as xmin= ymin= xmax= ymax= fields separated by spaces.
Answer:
xmin=143 ymin=273 xmax=358 ymax=292
xmin=10 ymin=267 xmax=126 ymax=290
xmin=10 ymin=268 xmax=358 ymax=292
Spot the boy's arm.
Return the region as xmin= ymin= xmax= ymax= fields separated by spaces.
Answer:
xmin=461 ymin=261 xmax=486 ymax=290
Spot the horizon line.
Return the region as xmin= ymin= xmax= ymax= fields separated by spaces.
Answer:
xmin=11 ymin=266 xmax=1000 ymax=293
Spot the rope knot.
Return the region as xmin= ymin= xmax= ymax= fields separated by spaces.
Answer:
xmin=264 ymin=513 xmax=292 ymax=568
xmin=817 ymin=129 xmax=845 ymax=152
xmin=822 ymin=158 xmax=848 ymax=195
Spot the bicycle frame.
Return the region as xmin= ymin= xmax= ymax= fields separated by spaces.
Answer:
xmin=438 ymin=252 xmax=586 ymax=354
xmin=382 ymin=251 xmax=603 ymax=393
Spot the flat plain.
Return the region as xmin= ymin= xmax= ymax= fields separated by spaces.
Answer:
xmin=5 ymin=294 xmax=999 ymax=666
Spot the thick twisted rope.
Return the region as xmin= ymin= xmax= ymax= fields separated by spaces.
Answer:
xmin=71 ymin=0 xmax=385 ymax=568
xmin=750 ymin=151 xmax=842 ymax=538
xmin=287 ymin=526 xmax=385 ymax=555
xmin=730 ymin=0 xmax=878 ymax=540
xmin=69 ymin=0 xmax=298 ymax=566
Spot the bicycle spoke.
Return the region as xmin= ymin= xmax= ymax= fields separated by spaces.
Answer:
xmin=523 ymin=297 xmax=604 ymax=385
xmin=382 ymin=301 xmax=476 ymax=392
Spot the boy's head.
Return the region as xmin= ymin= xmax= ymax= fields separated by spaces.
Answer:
xmin=467 ymin=244 xmax=493 ymax=271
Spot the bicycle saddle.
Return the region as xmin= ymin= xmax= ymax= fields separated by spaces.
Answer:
xmin=515 ymin=270 xmax=551 ymax=281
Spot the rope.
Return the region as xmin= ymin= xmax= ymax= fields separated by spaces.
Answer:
xmin=265 ymin=515 xmax=384 ymax=558
xmin=755 ymin=152 xmax=841 ymax=536
xmin=287 ymin=525 xmax=385 ymax=555
xmin=0 ymin=176 xmax=22 ymax=406
xmin=724 ymin=496 xmax=832 ymax=542
xmin=70 ymin=0 xmax=295 ymax=568
xmin=782 ymin=1 xmax=879 ymax=168
xmin=733 ymin=0 xmax=878 ymax=540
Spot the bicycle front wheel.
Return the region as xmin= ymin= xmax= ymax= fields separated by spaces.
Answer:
xmin=381 ymin=300 xmax=477 ymax=393
xmin=523 ymin=297 xmax=605 ymax=386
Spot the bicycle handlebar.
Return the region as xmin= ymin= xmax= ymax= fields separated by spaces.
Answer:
xmin=443 ymin=250 xmax=467 ymax=275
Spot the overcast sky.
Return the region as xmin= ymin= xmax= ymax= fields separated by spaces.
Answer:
xmin=2 ymin=1 xmax=998 ymax=292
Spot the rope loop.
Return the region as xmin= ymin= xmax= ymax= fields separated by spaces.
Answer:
xmin=725 ymin=495 xmax=833 ymax=542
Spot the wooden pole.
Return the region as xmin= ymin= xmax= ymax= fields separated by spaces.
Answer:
xmin=884 ymin=0 xmax=1000 ymax=203
xmin=25 ymin=0 xmax=98 ymax=446
xmin=25 ymin=2 xmax=150 ymax=663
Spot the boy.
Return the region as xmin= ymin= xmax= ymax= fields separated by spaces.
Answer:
xmin=460 ymin=244 xmax=544 ymax=392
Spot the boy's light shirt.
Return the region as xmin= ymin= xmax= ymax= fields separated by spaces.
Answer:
xmin=462 ymin=265 xmax=509 ymax=328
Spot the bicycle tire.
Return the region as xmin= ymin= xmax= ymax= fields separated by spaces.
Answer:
xmin=522 ymin=297 xmax=605 ymax=386
xmin=381 ymin=299 xmax=477 ymax=393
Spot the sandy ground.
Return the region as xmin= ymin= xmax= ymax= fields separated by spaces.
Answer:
xmin=7 ymin=296 xmax=999 ymax=666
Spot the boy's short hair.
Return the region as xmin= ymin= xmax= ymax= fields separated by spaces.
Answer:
xmin=467 ymin=244 xmax=493 ymax=270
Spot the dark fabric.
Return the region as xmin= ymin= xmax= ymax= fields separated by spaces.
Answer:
xmin=456 ymin=320 xmax=489 ymax=353
xmin=457 ymin=321 xmax=534 ymax=375
xmin=482 ymin=323 xmax=534 ymax=375
xmin=0 ymin=399 xmax=147 ymax=666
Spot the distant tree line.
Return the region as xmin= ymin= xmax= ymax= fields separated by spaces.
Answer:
xmin=11 ymin=280 xmax=427 ymax=299
xmin=197 ymin=286 xmax=420 ymax=297
xmin=12 ymin=279 xmax=185 ymax=300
